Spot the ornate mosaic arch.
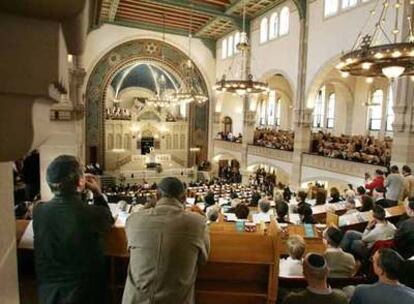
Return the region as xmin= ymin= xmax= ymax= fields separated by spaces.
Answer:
xmin=85 ymin=39 xmax=209 ymax=167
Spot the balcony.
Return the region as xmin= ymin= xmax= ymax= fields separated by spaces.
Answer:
xmin=214 ymin=139 xmax=243 ymax=153
xmin=248 ymin=145 xmax=293 ymax=162
xmin=302 ymin=154 xmax=387 ymax=178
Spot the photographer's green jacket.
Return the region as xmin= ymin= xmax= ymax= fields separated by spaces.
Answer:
xmin=33 ymin=192 xmax=114 ymax=304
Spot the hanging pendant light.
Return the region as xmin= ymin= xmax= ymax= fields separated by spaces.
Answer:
xmin=169 ymin=1 xmax=208 ymax=105
xmin=337 ymin=0 xmax=414 ymax=80
xmin=214 ymin=0 xmax=268 ymax=95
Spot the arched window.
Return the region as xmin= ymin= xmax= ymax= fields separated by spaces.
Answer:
xmin=342 ymin=0 xmax=357 ymax=9
xmin=267 ymin=90 xmax=276 ymax=125
xmin=221 ymin=39 xmax=227 ymax=59
xmin=123 ymin=134 xmax=131 ymax=150
xmin=260 ymin=100 xmax=267 ymax=125
xmin=173 ymin=134 xmax=179 ymax=149
xmin=386 ymin=88 xmax=394 ymax=132
xmin=166 ymin=134 xmax=172 ymax=150
xmin=324 ymin=0 xmax=339 ymax=17
xmin=313 ymin=86 xmax=326 ymax=128
xmin=368 ymin=89 xmax=383 ymax=131
xmin=227 ymin=35 xmax=234 ymax=57
xmin=275 ymin=98 xmax=282 ymax=126
xmin=260 ymin=17 xmax=268 ymax=43
xmin=326 ymin=93 xmax=335 ymax=128
xmin=234 ymin=32 xmax=240 ymax=53
xmin=279 ymin=7 xmax=290 ymax=35
xmin=115 ymin=134 xmax=122 ymax=149
xmin=223 ymin=116 xmax=232 ymax=134
xmin=180 ymin=134 xmax=186 ymax=149
xmin=269 ymin=13 xmax=279 ymax=39
xmin=107 ymin=134 xmax=114 ymax=150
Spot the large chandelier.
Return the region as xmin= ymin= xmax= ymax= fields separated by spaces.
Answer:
xmin=214 ymin=0 xmax=268 ymax=95
xmin=169 ymin=2 xmax=208 ymax=105
xmin=337 ymin=0 xmax=414 ymax=80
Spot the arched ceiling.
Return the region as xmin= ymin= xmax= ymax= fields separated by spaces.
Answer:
xmin=98 ymin=0 xmax=306 ymax=41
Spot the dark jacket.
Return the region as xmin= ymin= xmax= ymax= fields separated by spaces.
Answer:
xmin=394 ymin=217 xmax=414 ymax=259
xmin=33 ymin=192 xmax=114 ymax=304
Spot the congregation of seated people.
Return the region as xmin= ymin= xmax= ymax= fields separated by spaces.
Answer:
xmin=253 ymin=128 xmax=295 ymax=151
xmin=24 ymin=155 xmax=414 ymax=304
xmin=311 ymin=131 xmax=392 ymax=166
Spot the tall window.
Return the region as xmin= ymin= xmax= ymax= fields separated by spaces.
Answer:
xmin=267 ymin=90 xmax=276 ymax=125
xmin=269 ymin=13 xmax=279 ymax=39
xmin=234 ymin=32 xmax=240 ymax=53
xmin=223 ymin=116 xmax=233 ymax=134
xmin=325 ymin=0 xmax=339 ymax=16
xmin=342 ymin=0 xmax=357 ymax=9
xmin=279 ymin=7 xmax=290 ymax=35
xmin=275 ymin=98 xmax=282 ymax=126
xmin=227 ymin=35 xmax=234 ymax=57
xmin=260 ymin=100 xmax=267 ymax=125
xmin=221 ymin=39 xmax=227 ymax=59
xmin=260 ymin=17 xmax=268 ymax=43
xmin=368 ymin=89 xmax=383 ymax=131
xmin=313 ymin=86 xmax=326 ymax=128
xmin=386 ymin=88 xmax=394 ymax=132
xmin=326 ymin=93 xmax=335 ymax=128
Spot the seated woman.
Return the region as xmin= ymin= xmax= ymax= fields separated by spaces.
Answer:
xmin=279 ymin=235 xmax=306 ymax=277
xmin=328 ymin=187 xmax=342 ymax=203
xmin=359 ymin=194 xmax=374 ymax=212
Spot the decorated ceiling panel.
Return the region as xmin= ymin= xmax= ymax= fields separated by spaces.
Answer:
xmin=98 ymin=0 xmax=306 ymax=41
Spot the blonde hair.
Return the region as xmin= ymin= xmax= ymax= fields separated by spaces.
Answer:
xmin=286 ymin=235 xmax=306 ymax=260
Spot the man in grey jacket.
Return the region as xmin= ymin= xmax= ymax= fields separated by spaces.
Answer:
xmin=122 ymin=177 xmax=210 ymax=304
xmin=385 ymin=165 xmax=404 ymax=206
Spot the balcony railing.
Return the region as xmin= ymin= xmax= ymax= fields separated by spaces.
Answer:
xmin=302 ymin=153 xmax=387 ymax=177
xmin=214 ymin=139 xmax=243 ymax=152
xmin=248 ymin=145 xmax=293 ymax=162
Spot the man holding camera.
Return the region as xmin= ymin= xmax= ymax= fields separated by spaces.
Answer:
xmin=33 ymin=155 xmax=114 ymax=304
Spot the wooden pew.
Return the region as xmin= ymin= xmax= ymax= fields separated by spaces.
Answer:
xmin=17 ymin=219 xmax=281 ymax=304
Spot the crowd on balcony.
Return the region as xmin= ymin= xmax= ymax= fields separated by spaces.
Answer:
xmin=216 ymin=131 xmax=243 ymax=143
xmin=310 ymin=132 xmax=392 ymax=166
xmin=253 ymin=128 xmax=294 ymax=151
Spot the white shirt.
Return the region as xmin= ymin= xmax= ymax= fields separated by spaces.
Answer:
xmin=362 ymin=221 xmax=396 ymax=247
xmin=279 ymin=257 xmax=303 ymax=277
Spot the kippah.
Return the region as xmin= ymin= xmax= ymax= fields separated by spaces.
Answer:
xmin=46 ymin=155 xmax=80 ymax=184
xmin=307 ymin=253 xmax=326 ymax=269
xmin=158 ymin=177 xmax=185 ymax=198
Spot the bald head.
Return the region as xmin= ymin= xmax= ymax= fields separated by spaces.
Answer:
xmin=157 ymin=177 xmax=186 ymax=200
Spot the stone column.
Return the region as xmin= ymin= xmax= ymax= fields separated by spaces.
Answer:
xmin=390 ymin=77 xmax=414 ymax=168
xmin=240 ymin=96 xmax=257 ymax=183
xmin=291 ymin=109 xmax=313 ymax=189
xmin=291 ymin=2 xmax=311 ymax=189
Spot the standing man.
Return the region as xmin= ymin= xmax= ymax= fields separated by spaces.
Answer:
xmin=385 ymin=165 xmax=404 ymax=206
xmin=122 ymin=177 xmax=210 ymax=304
xmin=33 ymin=155 xmax=114 ymax=304
xmin=402 ymin=165 xmax=414 ymax=200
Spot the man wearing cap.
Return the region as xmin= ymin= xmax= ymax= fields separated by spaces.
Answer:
xmin=33 ymin=155 xmax=114 ymax=304
xmin=283 ymin=253 xmax=348 ymax=304
xmin=122 ymin=177 xmax=210 ymax=304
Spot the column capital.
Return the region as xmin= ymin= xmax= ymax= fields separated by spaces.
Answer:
xmin=69 ymin=67 xmax=86 ymax=86
xmin=213 ymin=111 xmax=221 ymax=124
xmin=293 ymin=108 xmax=313 ymax=128
xmin=243 ymin=110 xmax=256 ymax=127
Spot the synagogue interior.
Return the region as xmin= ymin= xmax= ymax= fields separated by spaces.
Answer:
xmin=2 ymin=0 xmax=414 ymax=303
